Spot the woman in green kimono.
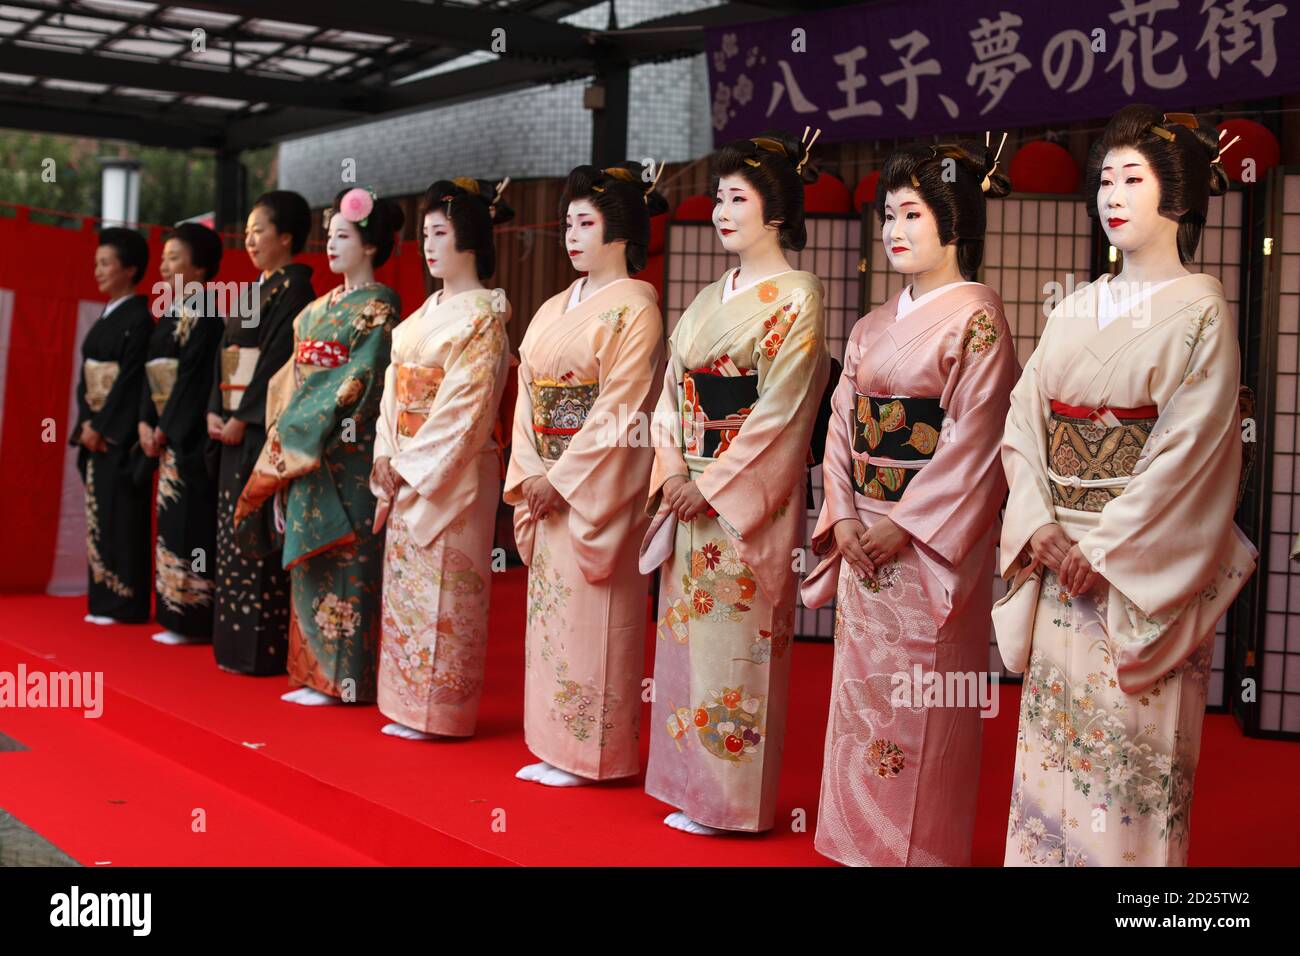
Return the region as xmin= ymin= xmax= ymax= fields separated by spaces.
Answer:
xmin=234 ymin=187 xmax=404 ymax=705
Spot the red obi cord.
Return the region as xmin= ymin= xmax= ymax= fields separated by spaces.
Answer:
xmin=532 ymin=425 xmax=581 ymax=435
xmin=296 ymin=340 xmax=350 ymax=367
xmin=1049 ymin=399 xmax=1158 ymax=420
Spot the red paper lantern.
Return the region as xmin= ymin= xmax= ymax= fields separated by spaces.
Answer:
xmin=673 ymin=194 xmax=714 ymax=222
xmin=1008 ymin=140 xmax=1079 ymax=194
xmin=853 ymin=171 xmax=881 ymax=211
xmin=803 ymin=172 xmax=851 ymax=214
xmin=1216 ymin=119 xmax=1279 ymax=183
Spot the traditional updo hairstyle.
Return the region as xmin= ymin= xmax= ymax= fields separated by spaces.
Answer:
xmin=251 ymin=189 xmax=312 ymax=255
xmin=1084 ymin=104 xmax=1229 ymax=263
xmin=167 ymin=221 xmax=224 ymax=281
xmin=97 ymin=226 xmax=149 ymax=285
xmin=874 ymin=137 xmax=1012 ymax=280
xmin=559 ymin=162 xmax=669 ymax=274
xmin=329 ymin=188 xmax=406 ymax=268
xmin=420 ymin=177 xmax=515 ymax=280
xmin=709 ymin=128 xmax=821 ymax=251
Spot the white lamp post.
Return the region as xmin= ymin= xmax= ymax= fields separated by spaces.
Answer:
xmin=99 ymin=158 xmax=141 ymax=228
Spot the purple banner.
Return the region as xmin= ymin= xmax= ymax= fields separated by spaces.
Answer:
xmin=706 ymin=0 xmax=1298 ymax=144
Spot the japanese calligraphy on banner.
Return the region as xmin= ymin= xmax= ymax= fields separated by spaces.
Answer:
xmin=706 ymin=0 xmax=1297 ymax=144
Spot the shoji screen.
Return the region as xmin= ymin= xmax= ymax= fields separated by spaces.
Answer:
xmin=662 ymin=214 xmax=865 ymax=639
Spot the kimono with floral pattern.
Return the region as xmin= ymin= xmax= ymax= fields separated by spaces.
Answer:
xmin=504 ymin=277 xmax=663 ymax=779
xmin=373 ymin=288 xmax=510 ymax=735
xmin=997 ymin=273 xmax=1257 ymax=866
xmin=801 ymin=282 xmax=1019 ymax=865
xmin=642 ymin=269 xmax=828 ymax=831
xmin=235 ymin=282 xmax=399 ymax=702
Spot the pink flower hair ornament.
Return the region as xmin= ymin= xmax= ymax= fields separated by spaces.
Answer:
xmin=339 ymin=187 xmax=377 ymax=229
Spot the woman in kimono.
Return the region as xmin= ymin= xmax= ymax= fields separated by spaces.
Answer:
xmin=800 ymin=140 xmax=1020 ymax=865
xmin=139 ymin=222 xmax=225 ymax=645
xmin=997 ymin=104 xmax=1257 ymax=866
xmin=73 ymin=228 xmax=154 ymax=625
xmin=504 ymin=162 xmax=667 ymax=785
xmin=234 ymin=188 xmax=404 ymax=706
xmin=371 ymin=176 xmax=513 ymax=739
xmin=206 ymin=191 xmax=315 ymax=675
xmin=642 ymin=130 xmax=829 ymax=834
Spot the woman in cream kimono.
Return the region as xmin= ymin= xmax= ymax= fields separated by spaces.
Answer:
xmin=997 ymin=105 xmax=1257 ymax=866
xmin=235 ymin=188 xmax=405 ymax=706
xmin=801 ymin=140 xmax=1019 ymax=865
xmin=504 ymin=162 xmax=667 ymax=786
xmin=642 ymin=130 xmax=828 ymax=834
xmin=371 ymin=177 xmax=513 ymax=739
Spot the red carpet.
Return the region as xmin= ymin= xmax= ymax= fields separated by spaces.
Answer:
xmin=1 ymin=569 xmax=1297 ymax=866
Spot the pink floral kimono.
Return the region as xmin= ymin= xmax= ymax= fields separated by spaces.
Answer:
xmin=373 ymin=288 xmax=511 ymax=736
xmin=504 ymin=277 xmax=664 ymax=779
xmin=801 ymin=281 xmax=1019 ymax=865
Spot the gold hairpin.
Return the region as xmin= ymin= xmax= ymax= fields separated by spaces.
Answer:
xmin=982 ymin=130 xmax=1009 ymax=193
xmin=644 ymin=160 xmax=665 ymax=203
xmin=1151 ymin=112 xmax=1199 ymax=141
xmin=1214 ymin=129 xmax=1242 ymax=164
xmin=603 ymin=166 xmax=638 ymax=185
xmin=796 ymin=125 xmax=822 ymax=175
xmin=451 ymin=176 xmax=482 ymax=195
xmin=490 ymin=176 xmax=510 ymax=207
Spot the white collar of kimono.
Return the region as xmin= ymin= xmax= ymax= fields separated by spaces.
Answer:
xmin=896 ymin=280 xmax=982 ymax=321
xmin=721 ymin=267 xmax=796 ymax=304
xmin=1095 ymin=274 xmax=1183 ymax=330
xmin=101 ymin=294 xmax=132 ymax=318
xmin=566 ymin=276 xmax=633 ymax=312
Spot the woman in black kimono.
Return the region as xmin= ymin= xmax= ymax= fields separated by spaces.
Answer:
xmin=73 ymin=228 xmax=154 ymax=625
xmin=138 ymin=222 xmax=225 ymax=645
xmin=207 ymin=191 xmax=315 ymax=674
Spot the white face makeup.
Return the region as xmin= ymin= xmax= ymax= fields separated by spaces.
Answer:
xmin=564 ymin=198 xmax=623 ymax=275
xmin=1097 ymin=146 xmax=1181 ymax=256
xmin=880 ymin=186 xmax=946 ymax=276
xmin=325 ymin=212 xmax=371 ymax=275
xmin=423 ymin=207 xmax=471 ymax=279
xmin=713 ymin=173 xmax=779 ymax=255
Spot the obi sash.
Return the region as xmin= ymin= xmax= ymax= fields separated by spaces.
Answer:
xmin=394 ymin=362 xmax=444 ymax=438
xmin=681 ymin=366 xmax=759 ymax=458
xmin=83 ymin=359 xmax=120 ymax=413
xmin=1046 ymin=399 xmax=1158 ymax=512
xmin=219 ymin=345 xmax=260 ymax=412
xmin=531 ymin=378 xmax=598 ymax=461
xmin=145 ymin=357 xmax=179 ymax=417
xmin=851 ymin=393 xmax=943 ymax=502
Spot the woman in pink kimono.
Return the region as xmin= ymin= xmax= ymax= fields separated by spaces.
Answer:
xmin=504 ymin=163 xmax=668 ymax=786
xmin=997 ymin=105 xmax=1257 ymax=866
xmin=371 ymin=177 xmax=513 ymax=739
xmin=642 ymin=129 xmax=829 ymax=834
xmin=801 ymin=140 xmax=1019 ymax=865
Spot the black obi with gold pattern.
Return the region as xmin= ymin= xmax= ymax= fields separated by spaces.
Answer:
xmin=851 ymin=393 xmax=943 ymax=501
xmin=1047 ymin=400 xmax=1158 ymax=512
xmin=531 ymin=379 xmax=599 ymax=461
xmin=681 ymin=367 xmax=759 ymax=459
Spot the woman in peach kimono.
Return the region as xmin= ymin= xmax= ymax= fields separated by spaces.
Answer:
xmin=504 ymin=163 xmax=668 ymax=785
xmin=801 ymin=140 xmax=1019 ymax=865
xmin=371 ymin=177 xmax=513 ymax=739
xmin=642 ymin=130 xmax=829 ymax=834
xmin=997 ymin=105 xmax=1257 ymax=866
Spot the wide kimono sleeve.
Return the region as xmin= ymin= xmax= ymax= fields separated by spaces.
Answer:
xmin=646 ymin=329 xmax=689 ymax=512
xmin=159 ymin=316 xmax=223 ymax=450
xmin=694 ymin=283 xmax=829 ymax=540
xmin=234 ymin=284 xmax=309 ymax=428
xmin=542 ymin=303 xmax=664 ymax=582
xmin=1077 ymin=297 xmax=1247 ymax=673
xmin=808 ymin=317 xmax=867 ymax=556
xmin=84 ymin=306 xmax=153 ymax=448
xmin=372 ymin=360 xmax=400 ymax=467
xmin=389 ymin=304 xmax=509 ymax=509
xmin=887 ymin=303 xmax=1019 ymax=567
xmin=502 ymin=346 xmax=545 ymax=565
xmin=999 ymin=314 xmax=1059 ymax=578
xmin=235 ymin=296 xmax=394 ymax=526
xmin=138 ymin=330 xmax=160 ymax=429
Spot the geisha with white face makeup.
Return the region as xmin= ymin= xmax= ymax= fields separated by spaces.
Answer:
xmin=801 ymin=139 xmax=1019 ymax=866
xmin=998 ymin=105 xmax=1256 ymax=867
